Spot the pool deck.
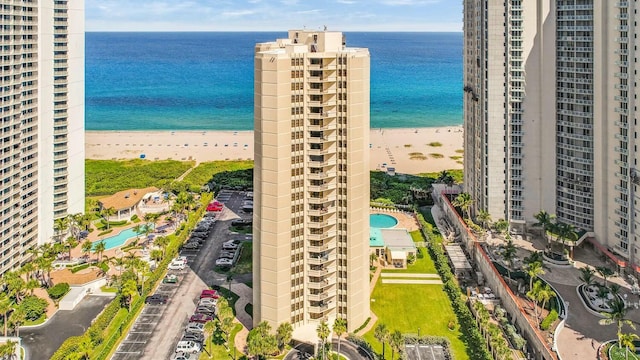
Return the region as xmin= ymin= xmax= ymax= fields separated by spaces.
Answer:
xmin=370 ymin=208 xmax=420 ymax=232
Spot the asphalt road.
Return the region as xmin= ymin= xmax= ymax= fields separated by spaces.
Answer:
xmin=22 ymin=295 xmax=114 ymax=360
xmin=111 ymin=190 xmax=251 ymax=360
xmin=284 ymin=340 xmax=372 ymax=360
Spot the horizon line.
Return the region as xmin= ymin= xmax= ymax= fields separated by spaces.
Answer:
xmin=85 ymin=30 xmax=463 ymax=33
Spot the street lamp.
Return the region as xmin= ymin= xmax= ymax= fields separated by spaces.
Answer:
xmin=418 ymin=327 xmax=420 ymax=337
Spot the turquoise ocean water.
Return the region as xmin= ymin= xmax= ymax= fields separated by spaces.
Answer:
xmin=86 ymin=32 xmax=462 ymax=131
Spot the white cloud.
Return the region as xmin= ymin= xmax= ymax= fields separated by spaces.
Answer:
xmin=221 ymin=10 xmax=257 ymax=17
xmin=379 ymin=0 xmax=440 ymax=5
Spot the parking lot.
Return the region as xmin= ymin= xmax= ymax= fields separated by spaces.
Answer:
xmin=404 ymin=344 xmax=449 ymax=360
xmin=110 ymin=190 xmax=253 ymax=360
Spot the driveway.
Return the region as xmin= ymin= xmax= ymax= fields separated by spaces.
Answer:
xmin=22 ymin=295 xmax=114 ymax=360
xmin=284 ymin=340 xmax=371 ymax=360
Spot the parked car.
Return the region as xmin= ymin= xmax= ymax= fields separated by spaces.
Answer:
xmin=198 ymin=298 xmax=217 ymax=307
xmin=168 ymin=262 xmax=185 ymax=270
xmin=200 ymin=289 xmax=219 ymax=299
xmin=216 ymin=258 xmax=233 ymax=266
xmin=231 ymin=219 xmax=252 ymax=227
xmin=185 ymin=322 xmax=205 ymax=334
xmin=219 ymin=251 xmax=235 ymax=259
xmin=195 ymin=306 xmax=216 ymax=316
xmin=175 ymin=340 xmax=201 ymax=354
xmin=162 ymin=274 xmax=178 ymax=284
xmin=189 ymin=313 xmax=214 ymax=323
xmin=192 ymin=229 xmax=209 ymax=236
xmin=181 ymin=332 xmax=204 ymax=344
xmin=183 ymin=243 xmax=200 ymax=250
xmin=222 ymin=241 xmax=239 ymax=250
xmin=145 ymin=294 xmax=168 ymax=305
xmin=206 ymin=201 xmax=224 ymax=212
xmin=188 ymin=237 xmax=205 ymax=244
xmin=171 ymin=256 xmax=187 ymax=265
xmin=171 ymin=352 xmax=196 ymax=360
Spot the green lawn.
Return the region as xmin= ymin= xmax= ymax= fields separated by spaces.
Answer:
xmin=364 ymin=279 xmax=468 ymax=360
xmin=365 ymin=230 xmax=468 ymax=360
xmin=182 ymin=160 xmax=254 ymax=189
xmin=200 ymin=323 xmax=243 ymax=360
xmin=610 ymin=345 xmax=640 ymax=360
xmin=232 ymin=243 xmax=253 ymax=274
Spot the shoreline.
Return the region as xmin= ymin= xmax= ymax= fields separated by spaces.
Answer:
xmin=85 ymin=126 xmax=464 ymax=175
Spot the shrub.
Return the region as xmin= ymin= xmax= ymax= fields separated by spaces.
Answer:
xmin=430 ymin=153 xmax=445 ymax=159
xmin=428 ymin=142 xmax=443 ymax=147
xmin=47 ymin=283 xmax=70 ymax=300
xmin=70 ymin=263 xmax=91 ymax=273
xmin=352 ymin=317 xmax=371 ymax=334
xmin=21 ymin=296 xmax=49 ymax=321
xmin=540 ymin=309 xmax=558 ymax=330
xmin=97 ymin=229 xmax=113 ymax=236
xmin=130 ymin=214 xmax=138 ymax=221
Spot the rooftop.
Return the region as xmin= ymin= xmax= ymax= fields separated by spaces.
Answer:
xmin=98 ymin=187 xmax=159 ymax=211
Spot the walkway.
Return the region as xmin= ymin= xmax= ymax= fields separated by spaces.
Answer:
xmin=228 ymin=281 xmax=253 ymax=355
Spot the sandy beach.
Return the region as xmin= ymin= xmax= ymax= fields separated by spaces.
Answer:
xmin=85 ymin=126 xmax=464 ymax=175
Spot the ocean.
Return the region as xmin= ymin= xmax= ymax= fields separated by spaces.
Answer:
xmin=86 ymin=32 xmax=462 ymax=131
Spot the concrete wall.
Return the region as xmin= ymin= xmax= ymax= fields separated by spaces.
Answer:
xmin=435 ymin=190 xmax=561 ymax=360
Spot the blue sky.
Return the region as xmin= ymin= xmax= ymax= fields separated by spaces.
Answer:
xmin=86 ymin=0 xmax=462 ymax=32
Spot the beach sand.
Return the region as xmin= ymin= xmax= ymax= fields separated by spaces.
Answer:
xmin=85 ymin=126 xmax=464 ymax=175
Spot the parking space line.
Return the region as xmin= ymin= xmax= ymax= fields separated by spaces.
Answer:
xmin=122 ymin=341 xmax=147 ymax=344
xmin=129 ymin=331 xmax=153 ymax=334
xmin=114 ymin=351 xmax=142 ymax=354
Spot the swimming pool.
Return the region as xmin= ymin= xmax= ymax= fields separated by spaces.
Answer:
xmin=370 ymin=213 xmax=398 ymax=228
xmin=92 ymin=228 xmax=139 ymax=251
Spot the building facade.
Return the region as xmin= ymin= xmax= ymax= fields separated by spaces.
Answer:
xmin=463 ymin=0 xmax=640 ymax=269
xmin=253 ymin=30 xmax=370 ymax=334
xmin=0 ymin=0 xmax=85 ymax=274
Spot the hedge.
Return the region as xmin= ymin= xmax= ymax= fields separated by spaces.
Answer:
xmin=69 ymin=263 xmax=91 ymax=273
xmin=417 ymin=212 xmax=492 ymax=360
xmin=47 ymin=283 xmax=70 ymax=300
xmin=540 ymin=309 xmax=558 ymax=331
xmin=352 ymin=317 xmax=371 ymax=334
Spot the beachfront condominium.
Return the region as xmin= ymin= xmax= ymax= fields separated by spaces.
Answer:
xmin=253 ymin=30 xmax=370 ymax=335
xmin=463 ymin=0 xmax=640 ymax=271
xmin=0 ymin=1 xmax=85 ymax=274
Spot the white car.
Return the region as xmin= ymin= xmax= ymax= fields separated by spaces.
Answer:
xmin=173 ymin=256 xmax=188 ymax=265
xmin=185 ymin=322 xmax=205 ymax=333
xmin=222 ymin=241 xmax=238 ymax=250
xmin=168 ymin=261 xmax=186 ymax=270
xmin=216 ymin=258 xmax=233 ymax=266
xmin=175 ymin=340 xmax=201 ymax=354
xmin=219 ymin=251 xmax=235 ymax=259
xmin=198 ymin=298 xmax=217 ymax=307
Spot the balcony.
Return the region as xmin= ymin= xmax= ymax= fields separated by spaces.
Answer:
xmin=308 ymin=230 xmax=336 ymax=240
xmin=308 ymin=122 xmax=337 ymax=131
xmin=307 ymin=277 xmax=335 ymax=290
xmin=308 ymin=159 xmax=336 ymax=168
xmin=308 ymin=195 xmax=337 ymax=205
xmin=307 ymin=218 xmax=337 ymax=229
xmin=308 ymin=304 xmax=331 ymax=313
xmin=308 ymin=183 xmax=336 ymax=192
xmin=308 ymin=266 xmax=336 ymax=277
xmin=308 ymin=241 xmax=337 ymax=253
xmin=308 ymin=171 xmax=336 ymax=180
xmin=308 ymin=290 xmax=337 ymax=301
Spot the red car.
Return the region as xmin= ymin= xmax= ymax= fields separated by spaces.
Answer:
xmin=189 ymin=313 xmax=214 ymax=324
xmin=206 ymin=201 xmax=224 ymax=212
xmin=200 ymin=289 xmax=219 ymax=299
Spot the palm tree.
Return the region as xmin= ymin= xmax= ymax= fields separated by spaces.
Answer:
xmin=25 ymin=279 xmax=39 ymax=296
xmin=65 ymin=236 xmax=79 ymax=261
xmin=102 ymin=207 xmax=117 ymax=229
xmin=374 ymin=323 xmax=390 ymax=359
xmin=437 ymin=170 xmax=455 ymax=194
xmin=204 ymin=320 xmax=216 ymax=358
xmin=452 ymin=192 xmax=473 ymax=219
xmin=596 ymin=266 xmax=615 ymax=287
xmin=579 ymin=266 xmax=596 ymax=287
xmin=316 ymin=320 xmax=330 ymax=360
xmin=276 ymin=322 xmax=294 ymax=353
xmin=493 ymin=219 xmax=509 ymax=236
xmin=599 ymin=298 xmax=636 ymax=334
xmin=526 ymin=261 xmax=545 ymax=292
xmin=527 ymin=281 xmax=543 ymax=322
xmin=502 ymin=239 xmax=517 ymax=281
xmin=610 ymin=283 xmax=622 ymax=297
xmin=0 ymin=339 xmax=16 ymax=360
xmin=9 ymin=306 xmax=26 ymax=336
xmin=333 ymin=318 xmax=347 ymax=359
xmin=619 ymin=332 xmax=639 ymax=360
xmin=94 ymin=241 xmax=106 ymax=263
xmin=390 ymin=330 xmax=403 ymax=360
xmin=370 ymin=252 xmax=378 ymax=267
xmin=476 ymin=210 xmax=492 ymax=231
xmin=219 ymin=317 xmax=234 ymax=348
xmin=81 ymin=240 xmax=93 ymax=260
xmin=557 ymin=222 xmax=578 ymax=256
xmin=132 ymin=224 xmax=143 ymax=243
xmin=74 ymin=336 xmax=93 ymax=360
xmin=0 ymin=295 xmax=11 ymax=337
xmin=154 ymin=236 xmax=170 ymax=258
xmin=537 ymin=283 xmax=556 ymax=314
xmin=53 ymin=217 xmax=69 ymax=241
xmin=533 ymin=210 xmax=555 ymax=238
xmin=120 ymin=279 xmax=138 ymax=312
